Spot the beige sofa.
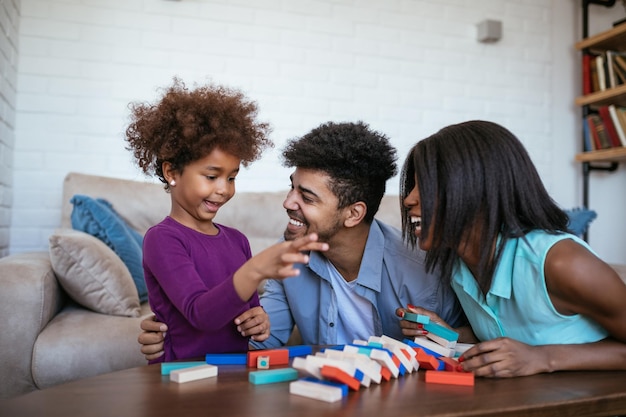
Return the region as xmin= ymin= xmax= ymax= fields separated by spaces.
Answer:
xmin=0 ymin=172 xmax=402 ymax=399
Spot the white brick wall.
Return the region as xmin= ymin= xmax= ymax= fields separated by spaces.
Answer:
xmin=9 ymin=0 xmax=626 ymax=263
xmin=0 ymin=0 xmax=19 ymax=258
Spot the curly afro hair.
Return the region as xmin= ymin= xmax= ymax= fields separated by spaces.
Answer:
xmin=281 ymin=121 xmax=397 ymax=223
xmin=125 ymin=77 xmax=272 ymax=189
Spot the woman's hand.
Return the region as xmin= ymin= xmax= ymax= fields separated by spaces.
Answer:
xmin=458 ymin=337 xmax=550 ymax=377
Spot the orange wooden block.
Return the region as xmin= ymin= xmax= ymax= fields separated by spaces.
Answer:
xmin=425 ymin=370 xmax=474 ymax=386
xmin=380 ymin=366 xmax=392 ymax=381
xmin=320 ymin=365 xmax=361 ymax=391
xmin=416 ymin=348 xmax=441 ymax=370
xmin=247 ymin=349 xmax=289 ymax=368
xmin=439 ymin=356 xmax=461 ymax=372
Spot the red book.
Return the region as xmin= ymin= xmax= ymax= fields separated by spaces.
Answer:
xmin=599 ymin=106 xmax=622 ymax=148
xmin=582 ymin=54 xmax=593 ymax=95
xmin=587 ymin=114 xmax=611 ymax=149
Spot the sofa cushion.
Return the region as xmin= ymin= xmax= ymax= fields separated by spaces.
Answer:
xmin=49 ymin=229 xmax=141 ymax=317
xmin=69 ymin=195 xmax=147 ymax=302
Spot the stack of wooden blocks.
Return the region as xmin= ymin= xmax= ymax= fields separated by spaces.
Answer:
xmin=159 ymin=320 xmax=474 ymax=404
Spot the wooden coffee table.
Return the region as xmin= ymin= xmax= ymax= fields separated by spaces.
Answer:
xmin=2 ymin=360 xmax=626 ymax=416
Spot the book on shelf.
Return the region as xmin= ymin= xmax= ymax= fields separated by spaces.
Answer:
xmin=582 ymin=53 xmax=593 ymax=95
xmin=606 ymin=51 xmax=621 ymax=88
xmin=582 ymin=114 xmax=594 ymax=151
xmin=613 ymin=59 xmax=626 ymax=85
xmin=616 ymin=107 xmax=626 ymax=140
xmin=583 ymin=51 xmax=626 ymax=94
xmin=598 ymin=106 xmax=623 ymax=148
xmin=589 ymin=54 xmax=600 ymax=93
xmin=608 ymin=105 xmax=626 ymax=147
xmin=614 ymin=54 xmax=626 ymax=83
xmin=596 ymin=55 xmax=606 ymax=91
xmin=586 ymin=114 xmax=612 ymax=149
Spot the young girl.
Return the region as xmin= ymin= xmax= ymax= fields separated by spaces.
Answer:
xmin=125 ymin=78 xmax=328 ymax=363
xmin=399 ymin=120 xmax=626 ymax=377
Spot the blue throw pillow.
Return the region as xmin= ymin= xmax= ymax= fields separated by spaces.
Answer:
xmin=70 ymin=195 xmax=148 ymax=302
xmin=564 ymin=207 xmax=597 ymax=237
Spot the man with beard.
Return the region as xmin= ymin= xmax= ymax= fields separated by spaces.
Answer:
xmin=138 ymin=121 xmax=464 ymax=357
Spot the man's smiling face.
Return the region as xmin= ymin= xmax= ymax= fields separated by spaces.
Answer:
xmin=282 ymin=167 xmax=344 ymax=243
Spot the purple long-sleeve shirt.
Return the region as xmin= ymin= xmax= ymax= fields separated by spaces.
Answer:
xmin=143 ymin=216 xmax=260 ymax=363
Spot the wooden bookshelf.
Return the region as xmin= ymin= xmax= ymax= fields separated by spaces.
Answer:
xmin=575 ymin=84 xmax=626 ymax=107
xmin=574 ymin=3 xmax=625 ymax=237
xmin=575 ymin=20 xmax=626 ymax=164
xmin=575 ymin=146 xmax=626 ymax=162
xmin=575 ymin=22 xmax=626 ymax=52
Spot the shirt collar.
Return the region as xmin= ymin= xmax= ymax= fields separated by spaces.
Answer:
xmin=307 ymin=220 xmax=385 ymax=292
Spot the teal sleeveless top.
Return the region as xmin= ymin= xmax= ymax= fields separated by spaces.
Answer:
xmin=451 ymin=230 xmax=608 ymax=345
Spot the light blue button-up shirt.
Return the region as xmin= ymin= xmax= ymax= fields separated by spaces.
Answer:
xmin=252 ymin=220 xmax=465 ymax=348
xmin=451 ymin=230 xmax=608 ymax=345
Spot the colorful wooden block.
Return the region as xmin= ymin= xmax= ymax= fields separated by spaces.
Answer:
xmin=289 ymin=379 xmax=344 ymax=403
xmin=425 ymin=370 xmax=475 ymax=386
xmin=161 ymin=361 xmax=206 ymax=376
xmin=411 ymin=336 xmax=454 ymax=358
xmin=439 ymin=356 xmax=462 ymax=372
xmin=308 ymin=354 xmax=369 ymax=387
xmin=320 ymin=365 xmax=361 ymax=391
xmin=300 ymin=376 xmax=349 ymax=396
xmin=319 ymin=349 xmax=382 ymax=384
xmin=380 ymin=335 xmax=420 ymax=371
xmin=426 ymin=331 xmax=457 ymax=349
xmin=423 ymin=322 xmax=459 ymax=342
xmin=292 ymin=356 xmax=324 ymax=380
xmin=248 ymin=368 xmax=298 ymax=385
xmin=247 ymin=349 xmax=289 ymax=367
xmin=284 ymin=345 xmax=313 ymax=357
xmin=257 ymin=356 xmax=270 ymax=369
xmin=415 ymin=348 xmax=443 ymax=371
xmin=170 ymin=364 xmax=218 ymax=383
xmin=453 ymin=343 xmax=475 ymax=358
xmin=403 ymin=312 xmax=430 ymax=324
xmin=205 ymin=353 xmax=247 ymax=365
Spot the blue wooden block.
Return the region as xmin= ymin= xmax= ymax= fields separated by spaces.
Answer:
xmin=249 ymin=367 xmax=299 ymax=385
xmin=301 ymin=376 xmax=348 ymax=397
xmin=205 ymin=353 xmax=247 ymax=365
xmin=161 ymin=361 xmax=206 ymax=375
xmin=285 ymin=345 xmax=313 ymax=357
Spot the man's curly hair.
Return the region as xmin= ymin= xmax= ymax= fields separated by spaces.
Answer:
xmin=281 ymin=121 xmax=397 ymax=224
xmin=125 ymin=77 xmax=272 ymax=189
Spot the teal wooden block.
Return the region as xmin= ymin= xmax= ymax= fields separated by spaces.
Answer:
xmin=161 ymin=361 xmax=206 ymax=375
xmin=248 ymin=367 xmax=299 ymax=385
xmin=403 ymin=312 xmax=430 ymax=324
xmin=423 ymin=322 xmax=459 ymax=342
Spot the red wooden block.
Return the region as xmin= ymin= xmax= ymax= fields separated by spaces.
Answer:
xmin=439 ymin=356 xmax=461 ymax=372
xmin=415 ymin=348 xmax=441 ymax=370
xmin=425 ymin=370 xmax=475 ymax=386
xmin=380 ymin=366 xmax=392 ymax=381
xmin=320 ymin=365 xmax=361 ymax=391
xmin=247 ymin=349 xmax=289 ymax=368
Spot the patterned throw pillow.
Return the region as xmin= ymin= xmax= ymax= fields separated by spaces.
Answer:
xmin=70 ymin=194 xmax=147 ymax=302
